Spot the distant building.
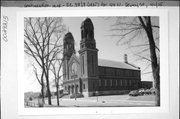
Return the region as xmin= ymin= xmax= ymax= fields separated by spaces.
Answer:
xmin=62 ymin=18 xmax=141 ymax=97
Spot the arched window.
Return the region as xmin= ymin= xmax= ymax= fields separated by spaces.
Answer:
xmin=90 ymin=30 xmax=94 ymax=38
xmin=93 ymin=82 xmax=95 ymax=89
xmin=105 ymin=80 xmax=107 ymax=86
xmin=99 ymin=80 xmax=101 ymax=86
xmin=129 ymin=80 xmax=131 ymax=86
xmin=81 ymin=30 xmax=84 ymax=39
xmin=110 ymin=80 xmax=112 ymax=86
xmin=116 ymin=80 xmax=118 ymax=86
xmin=82 ymin=55 xmax=85 ymax=74
xmin=91 ymin=55 xmax=94 ymax=75
xmin=83 ymin=83 xmax=85 ymax=89
xmin=85 ymin=29 xmax=88 ymax=38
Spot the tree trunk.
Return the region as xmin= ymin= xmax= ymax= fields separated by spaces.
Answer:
xmin=45 ymin=72 xmax=52 ymax=105
xmin=56 ymin=84 xmax=60 ymax=106
xmin=154 ymin=64 xmax=160 ymax=106
xmin=41 ymin=83 xmax=45 ymax=104
xmin=46 ymin=81 xmax=52 ymax=105
xmin=41 ymin=72 xmax=45 ymax=104
xmin=143 ymin=17 xmax=160 ymax=106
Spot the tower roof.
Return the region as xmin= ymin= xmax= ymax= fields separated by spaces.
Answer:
xmin=63 ymin=32 xmax=74 ymax=42
xmin=81 ymin=17 xmax=94 ymax=29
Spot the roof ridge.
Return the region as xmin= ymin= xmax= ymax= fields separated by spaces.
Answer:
xmin=126 ymin=62 xmax=140 ymax=69
xmin=99 ymin=58 xmax=123 ymax=63
xmin=74 ymin=56 xmax=139 ymax=70
xmin=98 ymin=58 xmax=139 ymax=70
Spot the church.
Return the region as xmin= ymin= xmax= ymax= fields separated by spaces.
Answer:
xmin=62 ymin=18 xmax=141 ymax=97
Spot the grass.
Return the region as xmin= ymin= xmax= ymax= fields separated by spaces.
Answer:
xmin=128 ymin=94 xmax=156 ymax=101
xmin=25 ymin=94 xmax=157 ymax=107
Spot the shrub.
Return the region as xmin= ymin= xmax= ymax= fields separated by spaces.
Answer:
xmin=129 ymin=90 xmax=139 ymax=96
xmin=129 ymin=88 xmax=156 ymax=96
xmin=54 ymin=90 xmax=64 ymax=96
xmin=59 ymin=90 xmax=63 ymax=94
xmin=150 ymin=88 xmax=158 ymax=95
xmin=138 ymin=88 xmax=145 ymax=95
xmin=29 ymin=97 xmax=33 ymax=101
xmin=38 ymin=94 xmax=43 ymax=98
xmin=38 ymin=98 xmax=44 ymax=107
xmin=144 ymin=89 xmax=151 ymax=95
xmin=59 ymin=93 xmax=68 ymax=98
xmin=45 ymin=92 xmax=52 ymax=97
xmin=70 ymin=93 xmax=84 ymax=98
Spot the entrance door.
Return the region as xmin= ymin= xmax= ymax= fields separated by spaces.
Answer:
xmin=68 ymin=86 xmax=70 ymax=94
xmin=72 ymin=85 xmax=74 ymax=94
xmin=75 ymin=85 xmax=78 ymax=93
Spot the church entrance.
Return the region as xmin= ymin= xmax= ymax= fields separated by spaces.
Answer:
xmin=71 ymin=85 xmax=74 ymax=94
xmin=75 ymin=85 xmax=78 ymax=93
xmin=68 ymin=86 xmax=70 ymax=94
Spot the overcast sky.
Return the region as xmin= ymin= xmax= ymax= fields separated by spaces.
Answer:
xmin=24 ymin=17 xmax=159 ymax=92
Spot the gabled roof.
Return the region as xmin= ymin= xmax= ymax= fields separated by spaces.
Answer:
xmin=73 ymin=55 xmax=139 ymax=70
xmin=68 ymin=53 xmax=80 ymax=65
xmin=98 ymin=59 xmax=139 ymax=70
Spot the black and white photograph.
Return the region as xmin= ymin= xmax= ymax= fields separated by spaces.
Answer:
xmin=1 ymin=1 xmax=179 ymax=118
xmin=24 ymin=16 xmax=160 ymax=108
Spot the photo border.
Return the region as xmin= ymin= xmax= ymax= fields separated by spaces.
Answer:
xmin=17 ymin=7 xmax=169 ymax=115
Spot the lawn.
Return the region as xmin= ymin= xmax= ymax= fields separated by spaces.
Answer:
xmin=128 ymin=95 xmax=156 ymax=101
xmin=25 ymin=94 xmax=157 ymax=107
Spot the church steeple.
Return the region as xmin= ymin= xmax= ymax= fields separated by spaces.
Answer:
xmin=63 ymin=32 xmax=75 ymax=80
xmin=79 ymin=18 xmax=98 ymax=78
xmin=80 ymin=17 xmax=96 ymax=49
xmin=81 ymin=17 xmax=94 ymax=40
xmin=63 ymin=32 xmax=75 ymax=60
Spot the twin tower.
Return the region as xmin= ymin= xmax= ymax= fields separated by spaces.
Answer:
xmin=63 ymin=18 xmax=99 ymax=85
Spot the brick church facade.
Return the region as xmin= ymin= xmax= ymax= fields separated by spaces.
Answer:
xmin=63 ymin=18 xmax=141 ymax=97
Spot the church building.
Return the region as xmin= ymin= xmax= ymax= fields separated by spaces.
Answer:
xmin=62 ymin=18 xmax=141 ymax=97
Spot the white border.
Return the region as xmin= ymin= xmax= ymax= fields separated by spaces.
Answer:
xmin=17 ymin=7 xmax=169 ymax=115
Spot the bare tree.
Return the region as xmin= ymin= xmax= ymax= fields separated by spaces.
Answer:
xmin=32 ymin=64 xmax=45 ymax=105
xmin=49 ymin=36 xmax=64 ymax=106
xmin=50 ymin=56 xmax=64 ymax=106
xmin=109 ymin=16 xmax=160 ymax=106
xmin=24 ymin=17 xmax=66 ymax=105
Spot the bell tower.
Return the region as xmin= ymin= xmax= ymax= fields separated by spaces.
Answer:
xmin=63 ymin=32 xmax=75 ymax=80
xmin=79 ymin=18 xmax=98 ymax=79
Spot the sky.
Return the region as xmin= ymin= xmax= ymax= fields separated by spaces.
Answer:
xmin=63 ymin=17 xmax=129 ymax=61
xmin=24 ymin=17 xmax=159 ymax=93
